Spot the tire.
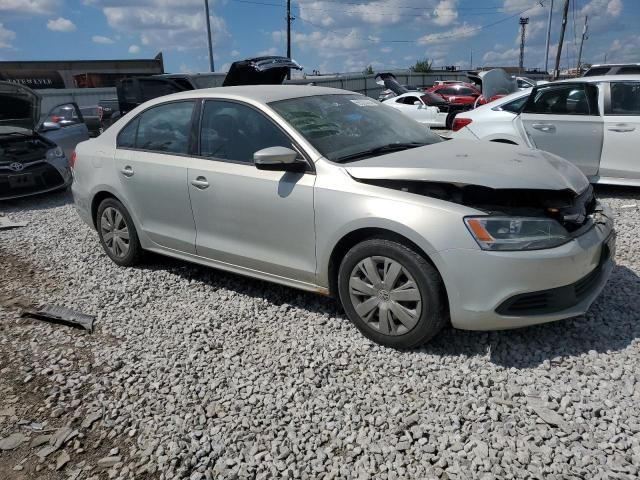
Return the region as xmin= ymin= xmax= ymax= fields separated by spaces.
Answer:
xmin=96 ymin=197 xmax=143 ymax=267
xmin=445 ymin=111 xmax=458 ymax=130
xmin=338 ymin=238 xmax=448 ymax=349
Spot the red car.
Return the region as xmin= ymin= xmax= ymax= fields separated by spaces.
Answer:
xmin=426 ymin=83 xmax=481 ymax=106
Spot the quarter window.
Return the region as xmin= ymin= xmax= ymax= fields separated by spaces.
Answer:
xmin=117 ymin=117 xmax=139 ymax=148
xmin=199 ymin=100 xmax=293 ymax=163
xmin=523 ymin=84 xmax=599 ymax=115
xmin=135 ymin=101 xmax=195 ymax=154
xmin=607 ymin=82 xmax=640 ymax=115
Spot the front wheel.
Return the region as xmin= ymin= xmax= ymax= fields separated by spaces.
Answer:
xmin=96 ymin=198 xmax=142 ymax=266
xmin=338 ymin=239 xmax=448 ymax=349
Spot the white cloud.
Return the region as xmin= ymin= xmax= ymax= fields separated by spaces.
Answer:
xmin=128 ymin=44 xmax=140 ymax=54
xmin=432 ymin=0 xmax=457 ymax=27
xmin=92 ymin=35 xmax=114 ymax=44
xmin=418 ymin=23 xmax=479 ymax=45
xmin=257 ymin=47 xmax=278 ymax=56
xmin=381 ymin=46 xmax=392 ymax=53
xmin=0 ymin=0 xmax=58 ymax=15
xmin=47 ymin=17 xmax=76 ymax=32
xmin=86 ymin=1 xmax=229 ymax=52
xmin=230 ymin=49 xmax=240 ymax=57
xmin=581 ymin=0 xmax=622 ymax=17
xmin=0 ymin=22 xmax=16 ymax=48
xmin=501 ymin=0 xmax=548 ymax=18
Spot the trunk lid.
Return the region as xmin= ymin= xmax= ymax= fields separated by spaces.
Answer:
xmin=466 ymin=69 xmax=518 ymax=100
xmin=0 ymin=81 xmax=40 ymax=132
xmin=344 ymin=139 xmax=589 ymax=193
xmin=375 ymin=73 xmax=409 ymax=96
xmin=222 ymin=56 xmax=302 ymax=86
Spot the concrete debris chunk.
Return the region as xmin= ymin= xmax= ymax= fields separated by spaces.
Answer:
xmin=0 ymin=407 xmax=16 ymax=417
xmin=50 ymin=426 xmax=73 ymax=449
xmin=98 ymin=456 xmax=122 ymax=468
xmin=0 ymin=432 xmax=28 ymax=450
xmin=0 ymin=216 xmax=27 ymax=230
xmin=81 ymin=411 xmax=102 ymax=429
xmin=30 ymin=434 xmax=52 ymax=448
xmin=56 ymin=450 xmax=71 ymax=470
xmin=37 ymin=444 xmax=58 ymax=460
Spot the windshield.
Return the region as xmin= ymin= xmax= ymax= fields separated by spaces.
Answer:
xmin=269 ymin=94 xmax=442 ymax=162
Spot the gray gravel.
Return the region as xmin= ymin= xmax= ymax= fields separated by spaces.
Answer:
xmin=1 ymin=187 xmax=639 ymax=480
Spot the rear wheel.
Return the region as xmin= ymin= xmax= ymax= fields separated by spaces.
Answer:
xmin=96 ymin=198 xmax=142 ymax=266
xmin=338 ymin=239 xmax=448 ymax=349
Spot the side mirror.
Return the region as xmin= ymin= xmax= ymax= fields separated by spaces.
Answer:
xmin=254 ymin=147 xmax=307 ymax=172
xmin=40 ymin=121 xmax=62 ymax=132
xmin=413 ymin=101 xmax=421 ymax=106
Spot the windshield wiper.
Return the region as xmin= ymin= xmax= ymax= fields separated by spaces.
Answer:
xmin=335 ymin=142 xmax=427 ymax=163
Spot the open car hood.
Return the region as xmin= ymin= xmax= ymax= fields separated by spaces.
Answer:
xmin=222 ymin=56 xmax=302 ymax=86
xmin=344 ymin=139 xmax=589 ymax=193
xmin=375 ymin=73 xmax=409 ymax=96
xmin=0 ymin=81 xmax=40 ymax=131
xmin=466 ymin=69 xmax=517 ymax=99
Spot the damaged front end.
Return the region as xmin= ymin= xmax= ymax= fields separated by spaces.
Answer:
xmin=357 ymin=178 xmax=599 ymax=235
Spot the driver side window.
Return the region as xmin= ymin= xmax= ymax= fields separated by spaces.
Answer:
xmin=199 ymin=100 xmax=294 ymax=163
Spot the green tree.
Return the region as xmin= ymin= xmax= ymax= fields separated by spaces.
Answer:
xmin=411 ymin=58 xmax=433 ymax=73
xmin=363 ymin=64 xmax=374 ymax=75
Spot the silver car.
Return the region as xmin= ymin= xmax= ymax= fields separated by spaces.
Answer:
xmin=72 ymin=85 xmax=615 ymax=348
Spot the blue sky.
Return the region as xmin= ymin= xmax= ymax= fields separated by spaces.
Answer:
xmin=0 ymin=0 xmax=637 ymax=74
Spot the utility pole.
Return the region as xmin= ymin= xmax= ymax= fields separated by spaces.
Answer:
xmin=286 ymin=0 xmax=292 ymax=79
xmin=576 ymin=15 xmax=588 ymax=76
xmin=470 ymin=45 xmax=473 ymax=70
xmin=553 ymin=0 xmax=570 ymax=79
xmin=204 ymin=0 xmax=215 ymax=72
xmin=544 ymin=0 xmax=554 ymax=74
xmin=519 ymin=17 xmax=529 ymax=74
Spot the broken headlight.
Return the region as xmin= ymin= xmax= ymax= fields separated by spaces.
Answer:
xmin=464 ymin=216 xmax=571 ymax=251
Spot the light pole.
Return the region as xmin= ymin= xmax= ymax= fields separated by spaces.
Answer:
xmin=204 ymin=0 xmax=215 ymax=72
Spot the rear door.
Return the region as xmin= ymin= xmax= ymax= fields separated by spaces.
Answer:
xmin=114 ymin=100 xmax=197 ymax=253
xmin=519 ymin=83 xmax=603 ymax=176
xmin=600 ymin=80 xmax=640 ymax=180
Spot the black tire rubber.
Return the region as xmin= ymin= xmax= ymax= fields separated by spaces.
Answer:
xmin=337 ymin=238 xmax=448 ymax=349
xmin=96 ymin=197 xmax=143 ymax=267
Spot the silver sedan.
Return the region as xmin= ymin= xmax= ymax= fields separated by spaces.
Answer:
xmin=71 ymin=85 xmax=615 ymax=348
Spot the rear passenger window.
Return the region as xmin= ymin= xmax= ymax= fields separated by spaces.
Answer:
xmin=135 ymin=101 xmax=194 ymax=154
xmin=117 ymin=117 xmax=139 ymax=148
xmin=524 ymin=84 xmax=599 ymax=115
xmin=199 ymin=100 xmax=293 ymax=163
xmin=607 ymin=82 xmax=640 ymax=115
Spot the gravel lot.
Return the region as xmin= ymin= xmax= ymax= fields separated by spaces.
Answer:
xmin=1 ymin=188 xmax=639 ymax=480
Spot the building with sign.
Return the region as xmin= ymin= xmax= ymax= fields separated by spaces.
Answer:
xmin=0 ymin=53 xmax=165 ymax=89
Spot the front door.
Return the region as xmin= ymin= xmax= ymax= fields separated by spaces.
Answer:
xmin=114 ymin=100 xmax=197 ymax=253
xmin=519 ymin=83 xmax=603 ymax=177
xmin=40 ymin=103 xmax=90 ymax=159
xmin=600 ymin=81 xmax=640 ymax=180
xmin=187 ymin=99 xmax=317 ymax=283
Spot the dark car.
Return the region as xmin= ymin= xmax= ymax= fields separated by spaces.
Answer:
xmin=0 ymin=82 xmax=79 ymax=200
xmin=80 ymin=106 xmax=102 ymax=137
xmin=116 ymin=56 xmax=302 ymax=115
xmin=97 ymin=99 xmax=121 ymax=132
xmin=583 ymin=63 xmax=640 ymax=76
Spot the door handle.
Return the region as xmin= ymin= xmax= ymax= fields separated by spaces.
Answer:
xmin=531 ymin=123 xmax=556 ymax=133
xmin=121 ymin=166 xmax=134 ymax=177
xmin=608 ymin=124 xmax=635 ymax=132
xmin=190 ymin=176 xmax=209 ymax=189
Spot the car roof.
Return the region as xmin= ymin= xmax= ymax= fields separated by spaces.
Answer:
xmin=555 ymin=74 xmax=640 ymax=83
xmin=143 ymin=84 xmax=353 ymax=104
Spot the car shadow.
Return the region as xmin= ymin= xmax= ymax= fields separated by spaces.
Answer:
xmin=142 ymin=255 xmax=639 ymax=369
xmin=0 ymin=189 xmax=73 ymax=214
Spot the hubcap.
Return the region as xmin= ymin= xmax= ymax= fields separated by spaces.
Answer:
xmin=100 ymin=207 xmax=130 ymax=259
xmin=348 ymin=256 xmax=422 ymax=336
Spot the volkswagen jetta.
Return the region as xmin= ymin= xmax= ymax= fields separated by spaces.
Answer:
xmin=72 ymin=85 xmax=615 ymax=348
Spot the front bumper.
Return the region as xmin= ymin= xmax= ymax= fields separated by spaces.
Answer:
xmin=0 ymin=157 xmax=71 ymax=201
xmin=437 ymin=208 xmax=615 ymax=330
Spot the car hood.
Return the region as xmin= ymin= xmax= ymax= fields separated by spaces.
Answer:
xmin=0 ymin=81 xmax=40 ymax=131
xmin=467 ymin=69 xmax=517 ymax=100
xmin=375 ymin=73 xmax=409 ymax=96
xmin=222 ymin=56 xmax=302 ymax=86
xmin=344 ymin=139 xmax=590 ymax=193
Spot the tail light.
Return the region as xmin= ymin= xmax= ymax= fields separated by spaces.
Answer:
xmin=452 ymin=118 xmax=472 ymax=132
xmin=50 ymin=115 xmax=62 ymax=123
xmin=97 ymin=106 xmax=103 ymax=121
xmin=70 ymin=150 xmax=77 ymax=169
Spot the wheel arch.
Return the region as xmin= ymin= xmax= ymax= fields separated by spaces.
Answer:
xmin=326 ymin=227 xmax=450 ymax=312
